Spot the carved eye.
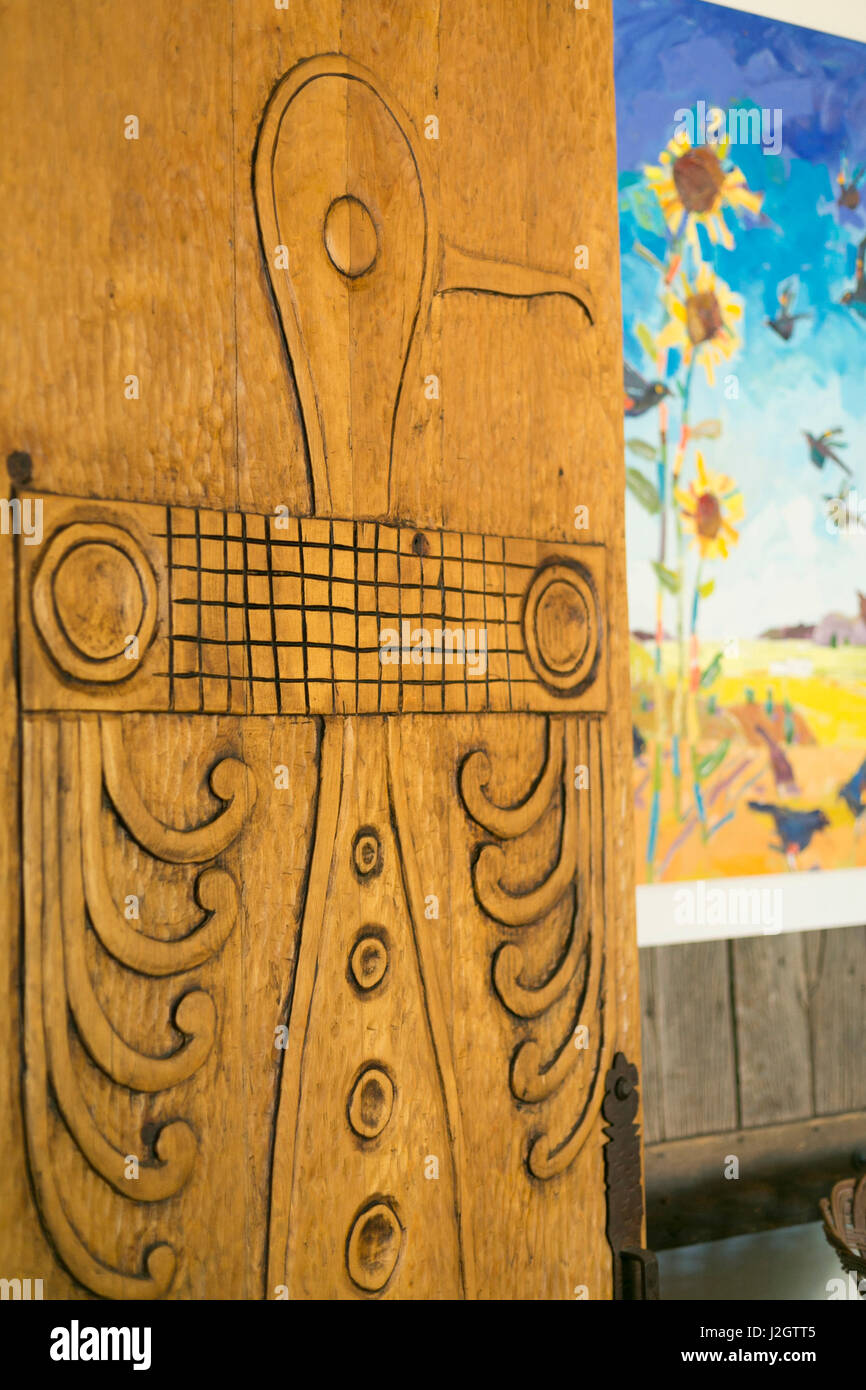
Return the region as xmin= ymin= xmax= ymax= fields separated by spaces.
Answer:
xmin=323 ymin=194 xmax=379 ymax=279
xmin=348 ymin=932 xmax=389 ymax=992
xmin=351 ymin=827 xmax=383 ymax=879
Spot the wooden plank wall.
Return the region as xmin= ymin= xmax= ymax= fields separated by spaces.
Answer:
xmin=640 ymin=924 xmax=866 ymax=1143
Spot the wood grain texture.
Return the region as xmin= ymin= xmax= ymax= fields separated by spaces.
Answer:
xmin=808 ymin=927 xmax=866 ymax=1116
xmin=0 ymin=0 xmax=237 ymax=509
xmin=0 ymin=0 xmax=638 ymax=1299
xmin=641 ymin=926 xmax=866 ymax=1145
xmin=731 ymin=934 xmax=813 ymax=1127
xmin=651 ymin=941 xmax=739 ymax=1140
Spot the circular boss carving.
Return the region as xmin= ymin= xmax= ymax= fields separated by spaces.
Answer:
xmin=32 ymin=522 xmax=158 ymax=683
xmin=345 ymin=1199 xmax=403 ymax=1294
xmin=347 ymin=1066 xmax=395 ymax=1140
xmin=349 ymin=932 xmax=389 ymax=992
xmin=351 ymin=827 xmax=383 ymax=879
xmin=323 ymin=194 xmax=378 ymax=278
xmin=522 ymin=558 xmax=600 ymax=696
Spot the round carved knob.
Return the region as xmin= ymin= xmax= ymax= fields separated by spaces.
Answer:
xmin=346 ymin=1200 xmax=403 ymax=1293
xmin=522 ymin=559 xmax=600 ymax=696
xmin=352 ymin=827 xmax=382 ymax=879
xmin=347 ymin=1066 xmax=394 ymax=1139
xmin=32 ymin=522 xmax=157 ymax=683
xmin=324 ymin=194 xmax=378 ymax=278
xmin=349 ymin=932 xmax=389 ymax=992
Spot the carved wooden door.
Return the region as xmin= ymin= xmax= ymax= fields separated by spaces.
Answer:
xmin=0 ymin=0 xmax=645 ymax=1300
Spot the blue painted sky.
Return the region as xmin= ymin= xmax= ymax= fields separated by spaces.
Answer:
xmin=614 ymin=0 xmax=866 ymax=638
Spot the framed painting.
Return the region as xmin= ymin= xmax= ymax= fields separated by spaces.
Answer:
xmin=614 ymin=0 xmax=866 ymax=943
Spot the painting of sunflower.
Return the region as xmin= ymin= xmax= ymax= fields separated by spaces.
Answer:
xmin=675 ymin=453 xmax=744 ymax=559
xmin=656 ymin=263 xmax=742 ymax=385
xmin=644 ymin=132 xmax=763 ymax=251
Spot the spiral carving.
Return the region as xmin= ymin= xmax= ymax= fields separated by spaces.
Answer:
xmin=460 ymin=716 xmax=615 ymax=1180
xmin=22 ymin=715 xmax=255 ymax=1298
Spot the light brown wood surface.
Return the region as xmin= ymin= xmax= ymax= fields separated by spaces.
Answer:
xmin=0 ymin=0 xmax=640 ymax=1300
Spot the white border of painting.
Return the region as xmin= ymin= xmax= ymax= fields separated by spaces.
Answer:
xmin=707 ymin=0 xmax=866 ymax=43
xmin=637 ymin=867 xmax=866 ymax=946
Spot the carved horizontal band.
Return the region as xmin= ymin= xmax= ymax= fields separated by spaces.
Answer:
xmin=20 ymin=494 xmax=608 ymax=716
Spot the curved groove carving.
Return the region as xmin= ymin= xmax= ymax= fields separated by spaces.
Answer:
xmin=100 ymin=717 xmax=257 ymax=864
xmin=492 ymin=890 xmax=583 ymax=1018
xmin=81 ymin=723 xmax=240 ymax=974
xmin=460 ymin=722 xmax=564 ymax=840
xmin=436 ymin=242 xmax=595 ymax=324
xmin=66 ymin=912 xmax=217 ymax=1092
xmin=473 ymin=764 xmax=578 ymax=927
xmin=22 ymin=715 xmax=255 ymax=1297
xmin=460 ymin=716 xmax=616 ymax=1180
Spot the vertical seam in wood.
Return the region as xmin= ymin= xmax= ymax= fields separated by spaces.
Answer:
xmin=727 ymin=938 xmax=743 ymax=1131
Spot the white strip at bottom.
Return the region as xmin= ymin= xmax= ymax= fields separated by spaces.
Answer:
xmin=636 ymin=867 xmax=866 ymax=947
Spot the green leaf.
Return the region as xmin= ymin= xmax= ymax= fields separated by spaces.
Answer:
xmin=698 ymin=578 xmax=716 ymax=600
xmin=626 ymin=438 xmax=658 ymax=462
xmin=699 ymin=650 xmax=723 ymax=687
xmin=690 ymin=419 xmax=722 ymax=440
xmin=651 ymin=561 xmax=681 ymax=594
xmin=696 ymin=739 xmax=730 ymax=781
xmin=636 ymin=322 xmax=657 ymax=360
xmin=626 ymin=468 xmax=661 ymax=515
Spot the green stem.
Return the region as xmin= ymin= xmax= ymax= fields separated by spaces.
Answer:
xmin=672 ymin=357 xmax=695 ymax=821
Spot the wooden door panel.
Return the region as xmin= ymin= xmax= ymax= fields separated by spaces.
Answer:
xmin=0 ymin=0 xmax=644 ymax=1300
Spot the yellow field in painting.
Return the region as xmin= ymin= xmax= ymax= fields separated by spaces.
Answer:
xmin=631 ymin=638 xmax=866 ymax=882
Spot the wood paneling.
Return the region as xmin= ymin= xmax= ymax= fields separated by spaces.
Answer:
xmin=811 ymin=926 xmax=866 ymax=1115
xmin=642 ymin=925 xmax=866 ymax=1143
xmin=647 ymin=941 xmax=739 ymax=1141
xmin=731 ymin=934 xmax=813 ymax=1127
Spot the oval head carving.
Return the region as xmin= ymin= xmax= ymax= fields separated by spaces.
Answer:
xmin=254 ymin=54 xmax=432 ymax=520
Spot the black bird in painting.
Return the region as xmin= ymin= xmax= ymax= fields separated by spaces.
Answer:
xmin=766 ymin=279 xmax=809 ymax=341
xmin=624 ymin=362 xmax=670 ymax=417
xmin=839 ymin=758 xmax=866 ymax=820
xmin=803 ymin=428 xmax=853 ymax=478
xmin=747 ymin=801 xmax=830 ymax=861
xmin=840 ymin=236 xmax=866 ymax=316
xmin=633 ymin=724 xmax=646 ymax=759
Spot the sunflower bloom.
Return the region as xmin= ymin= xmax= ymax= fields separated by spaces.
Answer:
xmin=675 ymin=453 xmax=744 ymax=560
xmin=656 ymin=263 xmax=742 ymax=386
xmin=644 ymin=132 xmax=763 ymax=252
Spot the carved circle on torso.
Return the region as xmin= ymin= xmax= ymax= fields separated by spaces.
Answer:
xmin=352 ymin=827 xmax=383 ymax=879
xmin=349 ymin=931 xmax=389 ymax=992
xmin=346 ymin=1199 xmax=404 ymax=1294
xmin=522 ymin=557 xmax=601 ymax=696
xmin=324 ymin=194 xmax=379 ymax=278
xmin=347 ymin=1066 xmax=395 ymax=1140
xmin=32 ymin=521 xmax=158 ymax=682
